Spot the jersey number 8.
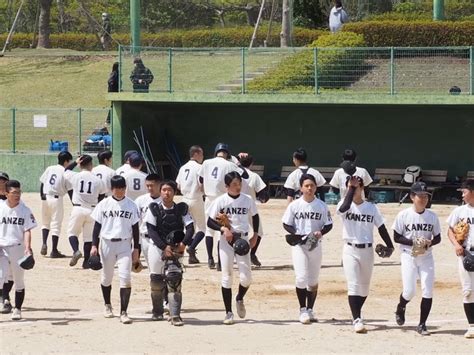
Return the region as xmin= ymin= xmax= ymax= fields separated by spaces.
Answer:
xmin=133 ymin=178 xmax=141 ymax=190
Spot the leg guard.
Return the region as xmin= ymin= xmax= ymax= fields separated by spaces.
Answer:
xmin=150 ymin=273 xmax=166 ymax=316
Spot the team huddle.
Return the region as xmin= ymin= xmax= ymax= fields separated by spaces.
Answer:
xmin=0 ymin=145 xmax=473 ymax=338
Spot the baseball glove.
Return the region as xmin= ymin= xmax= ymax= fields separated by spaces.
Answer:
xmin=303 ymin=233 xmax=320 ymax=251
xmin=285 ymin=234 xmax=303 ymax=246
xmin=216 ymin=212 xmax=231 ymax=229
xmin=375 ymin=244 xmax=394 ymax=258
xmin=132 ymin=260 xmax=144 ymax=273
xmin=454 ymin=220 xmax=470 ymax=245
xmin=411 ymin=236 xmax=430 ymax=257
xmin=18 ymin=254 xmax=35 ymax=270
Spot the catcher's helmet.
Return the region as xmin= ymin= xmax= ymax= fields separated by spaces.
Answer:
xmin=88 ymin=255 xmax=103 ymax=271
xmin=165 ymin=230 xmax=185 ymax=246
xmin=18 ymin=254 xmax=35 ymax=270
xmin=233 ymin=238 xmax=250 ymax=256
xmin=214 ymin=143 xmax=230 ymax=156
xmin=463 ymin=252 xmax=474 ymax=272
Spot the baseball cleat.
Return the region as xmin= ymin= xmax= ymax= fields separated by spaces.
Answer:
xmin=120 ymin=311 xmax=132 ymax=324
xmin=152 ymin=313 xmax=164 ymax=321
xmin=104 ymin=304 xmax=114 ymax=318
xmin=11 ymin=308 xmax=21 ymax=321
xmin=50 ymin=250 xmax=66 ymax=258
xmin=250 ymin=254 xmax=261 ymax=267
xmin=216 ymin=262 xmax=221 ymax=272
xmin=82 ymin=259 xmax=90 ymax=269
xmin=223 ymin=312 xmax=234 ymax=325
xmin=69 ymin=250 xmax=83 ymax=267
xmin=464 ymin=326 xmax=474 ymax=339
xmin=40 ymin=244 xmax=47 ymax=256
xmin=171 ymin=316 xmax=184 ymax=326
xmin=163 ymin=301 xmax=169 ymax=315
xmin=236 ymin=299 xmax=246 ymax=319
xmin=416 ymin=324 xmax=430 ymax=336
xmin=307 ymin=308 xmax=318 ymax=323
xmin=299 ymin=308 xmax=311 ymax=325
xmin=353 ymin=318 xmax=367 ymax=333
xmin=187 ymin=247 xmax=200 ymax=264
xmin=1 ymin=299 xmax=12 ymax=314
xmin=208 ymin=258 xmax=216 ymax=269
xmin=395 ymin=305 xmax=405 ymax=326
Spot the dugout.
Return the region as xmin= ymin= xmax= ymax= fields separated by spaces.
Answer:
xmin=109 ymin=93 xmax=474 ymax=183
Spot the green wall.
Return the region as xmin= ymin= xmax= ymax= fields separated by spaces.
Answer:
xmin=115 ymin=101 xmax=474 ymax=180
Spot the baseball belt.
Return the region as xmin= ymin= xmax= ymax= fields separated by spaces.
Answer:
xmin=347 ymin=242 xmax=373 ymax=249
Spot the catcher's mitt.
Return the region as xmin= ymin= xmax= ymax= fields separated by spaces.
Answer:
xmin=411 ymin=236 xmax=430 ymax=257
xmin=216 ymin=212 xmax=231 ymax=229
xmin=454 ymin=220 xmax=470 ymax=245
xmin=375 ymin=244 xmax=394 ymax=258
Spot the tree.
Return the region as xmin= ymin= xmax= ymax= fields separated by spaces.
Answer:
xmin=37 ymin=0 xmax=52 ymax=48
xmin=280 ymin=0 xmax=291 ymax=47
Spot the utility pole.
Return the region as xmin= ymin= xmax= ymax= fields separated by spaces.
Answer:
xmin=433 ymin=0 xmax=444 ymax=21
xmin=130 ymin=0 xmax=141 ymax=55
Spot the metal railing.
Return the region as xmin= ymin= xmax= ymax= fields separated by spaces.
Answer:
xmin=118 ymin=45 xmax=473 ymax=96
xmin=0 ymin=108 xmax=110 ymax=154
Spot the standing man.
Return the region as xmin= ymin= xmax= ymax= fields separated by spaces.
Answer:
xmin=92 ymin=150 xmax=115 ymax=196
xmin=198 ymin=143 xmax=248 ymax=269
xmin=64 ymin=155 xmax=107 ymax=268
xmin=0 ymin=171 xmax=13 ymax=314
xmin=392 ymin=182 xmax=441 ymax=336
xmin=176 ymin=145 xmax=206 ymax=264
xmin=123 ymin=153 xmax=147 ymax=201
xmin=238 ymin=154 xmax=269 ymax=267
xmin=0 ymin=180 xmax=37 ymax=320
xmin=91 ymin=175 xmax=140 ymax=324
xmin=282 ymin=174 xmax=333 ymax=324
xmin=207 ymin=172 xmax=259 ymax=325
xmin=284 ymin=148 xmax=326 ymax=204
xmin=39 ymin=151 xmax=73 ymax=258
xmin=116 ymin=150 xmax=138 ymax=176
xmin=446 ymin=179 xmax=474 ymax=338
xmin=145 ymin=180 xmax=194 ymax=325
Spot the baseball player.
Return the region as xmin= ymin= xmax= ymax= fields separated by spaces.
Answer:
xmin=0 ymin=171 xmax=8 ymax=201
xmin=393 ymin=182 xmax=441 ymax=336
xmin=145 ymin=180 xmax=195 ymax=326
xmin=64 ymin=155 xmax=107 ymax=268
xmin=284 ymin=148 xmax=326 ymax=204
xmin=238 ymin=154 xmax=269 ymax=267
xmin=116 ymin=150 xmax=138 ymax=176
xmin=282 ymin=173 xmax=333 ymax=324
xmin=207 ymin=171 xmax=259 ymax=325
xmin=39 ymin=151 xmax=73 ymax=258
xmin=92 ymin=150 xmax=115 ymax=196
xmin=198 ymin=143 xmax=248 ymax=270
xmin=123 ymin=153 xmax=147 ymax=201
xmin=91 ymin=175 xmax=140 ymax=324
xmin=337 ymin=176 xmax=394 ymax=333
xmin=0 ymin=180 xmax=37 ymax=320
xmin=0 ymin=171 xmax=14 ymax=314
xmin=176 ymin=145 xmax=206 ymax=264
xmin=330 ymin=149 xmax=373 ymax=199
xmin=446 ymin=179 xmax=474 ymax=338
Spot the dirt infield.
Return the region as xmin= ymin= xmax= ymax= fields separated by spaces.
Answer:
xmin=1 ymin=194 xmax=473 ymax=354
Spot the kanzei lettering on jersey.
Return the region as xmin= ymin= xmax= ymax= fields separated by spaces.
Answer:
xmin=345 ymin=212 xmax=374 ymax=223
xmin=102 ymin=210 xmax=133 ymax=219
xmin=221 ymin=207 xmax=248 ymax=215
xmin=1 ymin=217 xmax=25 ymax=225
xmin=404 ymin=223 xmax=434 ymax=232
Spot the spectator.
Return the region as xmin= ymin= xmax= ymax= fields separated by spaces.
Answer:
xmin=130 ymin=58 xmax=154 ymax=93
xmin=108 ymin=62 xmax=119 ymax=93
xmin=329 ymin=0 xmax=349 ymax=33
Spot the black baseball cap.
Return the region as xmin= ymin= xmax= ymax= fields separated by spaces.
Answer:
xmin=410 ymin=182 xmax=431 ymax=195
xmin=458 ymin=179 xmax=474 ymax=191
xmin=0 ymin=172 xmax=9 ymax=181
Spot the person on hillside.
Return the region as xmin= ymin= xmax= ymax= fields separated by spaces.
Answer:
xmin=329 ymin=0 xmax=349 ymax=33
xmin=130 ymin=58 xmax=154 ymax=93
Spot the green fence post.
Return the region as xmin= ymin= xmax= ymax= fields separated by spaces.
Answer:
xmin=390 ymin=47 xmax=395 ymax=95
xmin=241 ymin=47 xmax=246 ymax=94
xmin=470 ymin=46 xmax=473 ymax=95
xmin=11 ymin=107 xmax=16 ymax=153
xmin=168 ymin=48 xmax=173 ymax=93
xmin=118 ymin=45 xmax=122 ymax=92
xmin=314 ymin=47 xmax=319 ymax=95
xmin=77 ymin=108 xmax=82 ymax=154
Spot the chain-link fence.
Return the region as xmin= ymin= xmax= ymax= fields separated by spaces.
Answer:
xmin=118 ymin=45 xmax=473 ymax=95
xmin=0 ymin=108 xmax=110 ymax=154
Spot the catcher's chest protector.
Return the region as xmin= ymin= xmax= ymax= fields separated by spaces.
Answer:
xmin=155 ymin=205 xmax=184 ymax=237
xmin=403 ymin=166 xmax=422 ymax=184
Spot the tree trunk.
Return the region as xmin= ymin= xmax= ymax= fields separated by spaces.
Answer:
xmin=280 ymin=0 xmax=291 ymax=47
xmin=56 ymin=0 xmax=66 ymax=32
xmin=37 ymin=0 xmax=53 ymax=48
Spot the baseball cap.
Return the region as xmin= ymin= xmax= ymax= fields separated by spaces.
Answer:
xmin=458 ymin=179 xmax=474 ymax=191
xmin=410 ymin=182 xmax=431 ymax=195
xmin=342 ymin=148 xmax=357 ymax=161
xmin=0 ymin=172 xmax=9 ymax=180
xmin=340 ymin=160 xmax=357 ymax=176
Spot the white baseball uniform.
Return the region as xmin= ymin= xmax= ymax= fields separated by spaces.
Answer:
xmin=241 ymin=169 xmax=266 ymax=236
xmin=282 ymin=198 xmax=332 ymax=289
xmin=64 ymin=170 xmax=106 ymax=241
xmin=39 ymin=164 xmax=68 ymax=236
xmin=337 ymin=200 xmax=384 ymax=296
xmin=176 ymin=159 xmax=205 ymax=233
xmin=0 ymin=201 xmax=37 ymax=291
xmin=447 ymin=204 xmax=474 ymax=303
xmin=116 ymin=163 xmax=131 ymax=176
xmin=284 ymin=166 xmax=327 ymax=192
xmin=207 ymin=193 xmax=258 ymax=288
xmin=330 ymin=167 xmax=373 ymax=198
xmin=123 ymin=169 xmax=147 ymax=201
xmin=135 ymin=193 xmax=161 ymax=263
xmin=91 ymin=196 xmax=140 ymax=288
xmin=92 ymin=164 xmax=116 ymax=196
xmin=392 ymin=207 xmax=441 ymax=300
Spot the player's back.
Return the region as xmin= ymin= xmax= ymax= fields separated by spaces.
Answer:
xmin=40 ymin=165 xmax=68 ymax=196
xmin=241 ymin=169 xmax=266 ymax=200
xmin=176 ymin=160 xmax=202 ymax=199
xmin=200 ymin=157 xmax=240 ymax=197
xmin=92 ymin=164 xmax=115 ymax=195
xmin=71 ymin=171 xmax=105 ymax=207
xmin=124 ymin=168 xmax=147 ymax=200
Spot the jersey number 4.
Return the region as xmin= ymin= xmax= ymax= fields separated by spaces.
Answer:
xmin=79 ymin=180 xmax=92 ymax=194
xmin=211 ymin=167 xmax=218 ymax=179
